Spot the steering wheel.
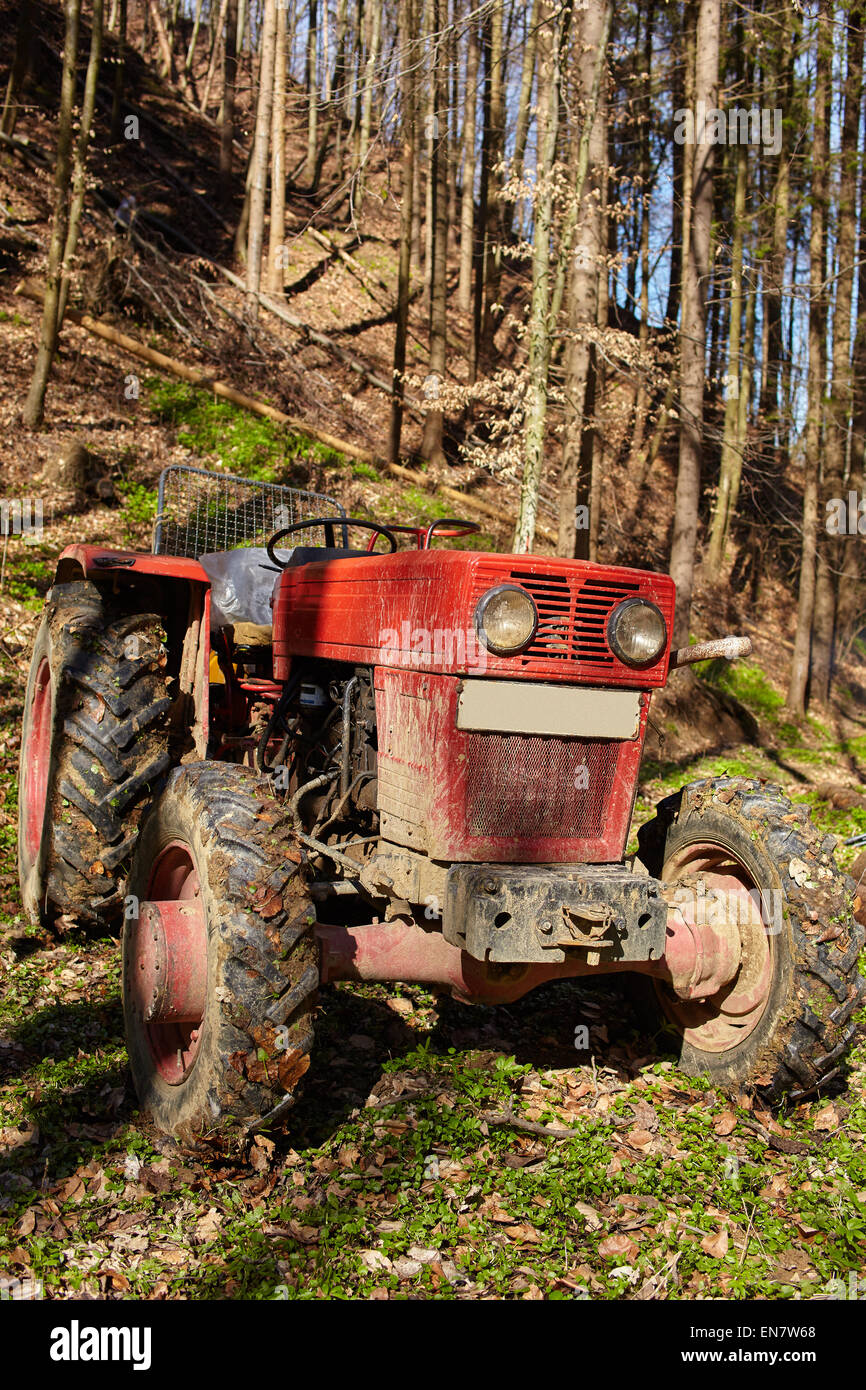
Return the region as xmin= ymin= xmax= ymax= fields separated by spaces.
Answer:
xmin=266 ymin=516 xmax=399 ymax=570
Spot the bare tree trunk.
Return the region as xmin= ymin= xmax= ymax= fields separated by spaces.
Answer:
xmin=507 ymin=0 xmax=539 ymax=239
xmin=148 ymin=0 xmax=176 ymax=80
xmin=457 ymin=13 xmax=479 ymax=312
xmin=557 ymin=0 xmax=609 ymax=558
xmin=420 ymin=0 xmax=448 ymax=465
xmin=58 ymin=0 xmax=104 ymax=326
xmin=705 ymin=135 xmax=747 ymax=576
xmin=357 ymin=0 xmax=381 ymax=205
xmin=185 ymin=0 xmax=206 ymax=70
xmin=201 ymin=0 xmax=229 ymax=110
xmin=109 ymin=0 xmax=127 ymax=142
xmin=480 ymin=0 xmax=504 ymax=351
xmin=469 ymin=8 xmax=491 ymax=380
xmin=759 ymin=10 xmax=794 ymax=454
xmin=625 ymin=0 xmax=654 ymax=473
xmin=218 ymin=0 xmax=238 ymax=203
xmin=22 ymin=0 xmax=80 ymax=430
xmin=787 ymin=3 xmax=829 ymax=717
xmin=2 ymin=0 xmax=34 ymax=137
xmin=267 ymin=0 xmax=288 ymax=292
xmin=245 ymin=0 xmax=278 ymax=316
xmin=514 ymin=0 xmax=561 ymax=552
xmin=389 ymin=0 xmax=417 ymax=462
xmin=669 ymin=0 xmax=719 ymax=650
xmin=306 ymin=0 xmax=319 ymax=173
xmin=811 ymin=0 xmax=864 ymax=704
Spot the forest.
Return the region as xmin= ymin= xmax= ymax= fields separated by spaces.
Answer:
xmin=0 ymin=0 xmax=866 ymax=1312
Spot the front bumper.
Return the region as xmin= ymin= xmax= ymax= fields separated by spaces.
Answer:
xmin=443 ymin=862 xmax=668 ymax=965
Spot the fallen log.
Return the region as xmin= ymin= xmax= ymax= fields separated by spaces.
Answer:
xmin=15 ymin=277 xmax=379 ymax=463
xmin=15 ymin=279 xmax=558 ymax=546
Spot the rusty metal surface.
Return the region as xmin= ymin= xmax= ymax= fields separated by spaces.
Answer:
xmin=272 ymin=550 xmax=676 ymax=687
xmin=374 ymin=667 xmax=648 ymax=863
xmin=443 ymin=863 xmax=668 ymax=964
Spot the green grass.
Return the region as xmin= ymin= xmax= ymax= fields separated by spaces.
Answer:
xmin=694 ymin=658 xmax=786 ymax=722
xmin=2 ymin=556 xmax=51 ymax=611
xmin=146 ymin=379 xmax=349 ymax=477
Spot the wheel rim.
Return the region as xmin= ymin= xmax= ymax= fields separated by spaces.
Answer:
xmin=656 ymin=840 xmax=775 ymax=1053
xmin=23 ymin=657 xmax=52 ymax=863
xmin=128 ymin=841 xmax=206 ymax=1085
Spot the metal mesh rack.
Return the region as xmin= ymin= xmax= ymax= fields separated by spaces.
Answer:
xmin=152 ymin=465 xmax=347 ymax=557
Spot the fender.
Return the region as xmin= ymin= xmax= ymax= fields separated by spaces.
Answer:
xmin=54 ymin=545 xmax=211 ymax=757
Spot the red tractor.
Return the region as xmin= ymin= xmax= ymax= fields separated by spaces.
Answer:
xmin=17 ymin=465 xmax=865 ymax=1138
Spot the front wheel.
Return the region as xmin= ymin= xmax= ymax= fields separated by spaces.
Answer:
xmin=122 ymin=763 xmax=318 ymax=1139
xmin=635 ymin=777 xmax=865 ymax=1101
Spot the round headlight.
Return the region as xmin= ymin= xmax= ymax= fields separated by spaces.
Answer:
xmin=607 ymin=598 xmax=667 ymax=666
xmin=475 ymin=585 xmax=538 ymax=655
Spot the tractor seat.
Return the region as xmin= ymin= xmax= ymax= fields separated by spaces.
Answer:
xmin=282 ymin=546 xmax=378 ymax=566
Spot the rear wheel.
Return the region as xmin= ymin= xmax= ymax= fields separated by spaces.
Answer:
xmin=18 ymin=582 xmax=172 ymax=926
xmin=122 ymin=763 xmax=318 ymax=1139
xmin=635 ymin=777 xmax=866 ymax=1101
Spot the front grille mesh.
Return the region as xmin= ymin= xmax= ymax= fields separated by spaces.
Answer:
xmin=509 ymin=569 xmax=640 ymax=666
xmin=464 ymin=731 xmax=620 ymax=838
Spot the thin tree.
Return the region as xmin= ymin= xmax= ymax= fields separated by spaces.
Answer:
xmin=267 ymin=0 xmax=288 ymax=292
xmin=787 ymin=3 xmax=829 ymax=717
xmin=58 ymin=0 xmax=104 ymax=326
xmin=389 ymin=0 xmax=418 ymax=462
xmin=245 ymin=0 xmax=279 ymax=316
xmin=22 ymin=0 xmax=80 ymax=430
xmin=668 ymin=0 xmax=720 ymax=650
xmin=811 ymin=0 xmax=864 ymax=703
xmin=2 ymin=0 xmax=34 ymax=137
xmin=357 ymin=0 xmax=382 ymax=205
xmin=457 ymin=12 xmax=479 ymax=312
xmin=306 ymin=0 xmax=319 ymax=174
xmin=420 ymin=0 xmax=448 ymax=465
xmin=514 ymin=0 xmax=562 ymax=552
xmin=557 ymin=0 xmax=610 ymax=559
xmin=218 ymin=0 xmax=239 ymax=203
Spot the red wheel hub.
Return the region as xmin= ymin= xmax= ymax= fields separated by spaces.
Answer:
xmin=24 ymin=657 xmax=52 ymax=862
xmin=127 ymin=842 xmax=207 ymax=1084
xmin=657 ymin=843 xmax=775 ymax=1052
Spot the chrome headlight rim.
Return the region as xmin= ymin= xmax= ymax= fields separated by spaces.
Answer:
xmin=607 ymin=597 xmax=667 ymax=667
xmin=474 ymin=583 xmax=538 ymax=656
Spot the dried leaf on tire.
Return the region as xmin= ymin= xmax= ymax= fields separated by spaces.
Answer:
xmin=277 ymin=1049 xmax=310 ymax=1090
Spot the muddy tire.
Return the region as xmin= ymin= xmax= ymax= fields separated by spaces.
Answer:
xmin=18 ymin=582 xmax=172 ymax=927
xmin=122 ymin=763 xmax=318 ymax=1140
xmin=635 ymin=777 xmax=866 ymax=1101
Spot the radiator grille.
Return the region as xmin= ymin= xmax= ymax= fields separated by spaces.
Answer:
xmin=464 ymin=732 xmax=620 ymax=838
xmin=509 ymin=570 xmax=640 ymax=667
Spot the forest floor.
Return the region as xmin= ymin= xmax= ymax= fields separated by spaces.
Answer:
xmin=2 ymin=0 xmax=866 ymax=1302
